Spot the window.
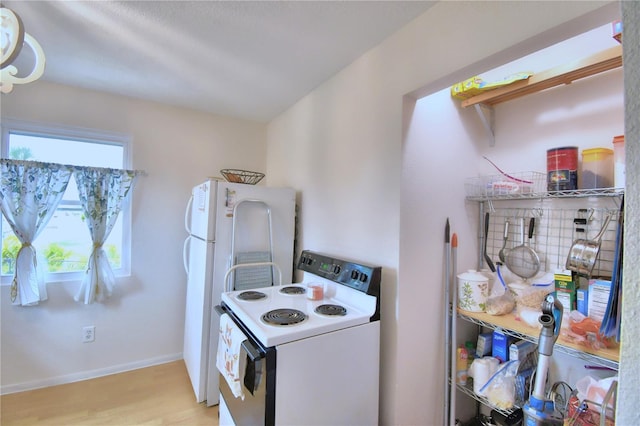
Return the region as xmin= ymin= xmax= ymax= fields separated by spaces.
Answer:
xmin=1 ymin=120 xmax=132 ymax=284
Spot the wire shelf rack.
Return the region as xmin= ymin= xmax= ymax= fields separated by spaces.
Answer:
xmin=457 ymin=311 xmax=619 ymax=371
xmin=449 ymin=378 xmax=515 ymax=418
xmin=465 ymin=171 xmax=546 ymax=199
xmin=481 ymin=198 xmax=622 ymax=280
xmin=466 ymin=187 xmax=623 ymax=202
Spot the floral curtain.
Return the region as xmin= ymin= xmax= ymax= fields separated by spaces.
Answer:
xmin=73 ymin=167 xmax=139 ymax=304
xmin=0 ymin=160 xmax=72 ymax=306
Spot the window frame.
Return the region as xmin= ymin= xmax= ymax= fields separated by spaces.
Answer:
xmin=1 ymin=118 xmax=133 ymax=284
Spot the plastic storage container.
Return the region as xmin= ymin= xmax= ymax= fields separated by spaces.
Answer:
xmin=581 ymin=148 xmax=614 ymax=189
xmin=613 ymin=135 xmax=625 ymax=188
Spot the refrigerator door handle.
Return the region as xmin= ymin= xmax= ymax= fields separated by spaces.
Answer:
xmin=183 ymin=236 xmax=191 ymax=275
xmin=184 ymin=194 xmax=194 ymax=234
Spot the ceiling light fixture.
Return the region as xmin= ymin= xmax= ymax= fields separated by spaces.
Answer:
xmin=1 ymin=5 xmax=45 ymax=93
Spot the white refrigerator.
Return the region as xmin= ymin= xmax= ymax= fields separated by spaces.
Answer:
xmin=182 ymin=178 xmax=296 ymax=405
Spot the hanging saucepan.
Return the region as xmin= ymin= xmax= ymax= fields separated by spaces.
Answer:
xmin=565 ymin=212 xmax=613 ymax=277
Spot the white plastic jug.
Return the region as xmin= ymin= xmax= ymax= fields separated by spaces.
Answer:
xmin=468 ymin=356 xmax=500 ymax=396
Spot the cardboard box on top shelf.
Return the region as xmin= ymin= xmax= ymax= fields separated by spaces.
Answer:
xmin=450 ymin=76 xmax=485 ymax=100
xmin=450 ymin=72 xmax=532 ymax=100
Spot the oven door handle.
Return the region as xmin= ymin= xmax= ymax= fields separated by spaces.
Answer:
xmin=241 ymin=339 xmax=261 ymax=362
xmin=241 ymin=339 xmax=263 ymax=394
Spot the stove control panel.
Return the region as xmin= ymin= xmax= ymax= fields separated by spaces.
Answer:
xmin=297 ymin=250 xmax=381 ymax=296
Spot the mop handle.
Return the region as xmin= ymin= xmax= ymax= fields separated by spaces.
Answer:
xmin=449 ymin=233 xmax=458 ymax=426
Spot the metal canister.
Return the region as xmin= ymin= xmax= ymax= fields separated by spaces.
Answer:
xmin=547 ymin=146 xmax=578 ymax=191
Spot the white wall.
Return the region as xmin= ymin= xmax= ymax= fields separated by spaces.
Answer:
xmin=402 ymin=87 xmax=482 ymax=424
xmin=265 ymin=1 xmax=635 ymax=425
xmin=619 ymin=0 xmax=640 ymax=420
xmin=0 ymin=81 xmax=267 ymax=392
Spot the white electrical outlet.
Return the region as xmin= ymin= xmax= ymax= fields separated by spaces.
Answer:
xmin=83 ymin=326 xmax=95 ymax=343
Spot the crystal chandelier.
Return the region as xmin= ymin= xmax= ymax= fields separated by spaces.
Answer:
xmin=1 ymin=5 xmax=46 ymax=93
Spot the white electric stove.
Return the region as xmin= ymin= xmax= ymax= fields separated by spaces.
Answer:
xmin=216 ymin=250 xmax=381 ymax=426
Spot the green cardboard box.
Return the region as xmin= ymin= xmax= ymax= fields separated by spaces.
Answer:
xmin=554 ymin=271 xmax=576 ymax=292
xmin=555 ymin=289 xmax=576 ymax=313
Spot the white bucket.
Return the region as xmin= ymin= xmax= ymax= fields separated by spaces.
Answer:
xmin=457 ymin=270 xmax=490 ymax=312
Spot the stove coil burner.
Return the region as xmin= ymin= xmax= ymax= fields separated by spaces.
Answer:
xmin=236 ymin=291 xmax=267 ymax=301
xmin=315 ymin=304 xmax=347 ymax=316
xmin=262 ymin=308 xmax=308 ymax=326
xmin=279 ymin=286 xmax=306 ymax=295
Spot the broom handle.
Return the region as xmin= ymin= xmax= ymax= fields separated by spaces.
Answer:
xmin=443 ymin=219 xmax=451 ymax=426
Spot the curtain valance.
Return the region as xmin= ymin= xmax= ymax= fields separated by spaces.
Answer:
xmin=1 ymin=158 xmax=145 ymax=178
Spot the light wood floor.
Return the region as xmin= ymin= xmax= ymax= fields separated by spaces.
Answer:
xmin=0 ymin=360 xmax=219 ymax=425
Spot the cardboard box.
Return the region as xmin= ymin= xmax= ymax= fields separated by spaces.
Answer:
xmin=509 ymin=340 xmax=536 ymax=362
xmin=577 ymin=288 xmax=589 ymax=316
xmin=588 ymin=279 xmax=612 ymax=322
xmin=555 ymin=271 xmax=576 ymax=292
xmin=476 ymin=332 xmax=493 ymax=357
xmin=450 ymin=72 xmax=533 ymax=100
xmin=515 ymin=367 xmax=535 ymax=407
xmin=555 ymin=270 xmax=576 ymax=312
xmin=492 ymin=329 xmax=513 ymax=362
xmin=450 ymin=76 xmax=484 ymax=100
xmin=555 ymin=290 xmax=575 ymax=313
xmin=612 ymin=20 xmax=622 ymax=43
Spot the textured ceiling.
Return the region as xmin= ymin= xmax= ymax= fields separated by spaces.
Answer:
xmin=4 ymin=1 xmax=435 ymax=122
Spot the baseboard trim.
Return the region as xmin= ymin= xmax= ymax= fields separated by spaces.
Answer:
xmin=1 ymin=353 xmax=183 ymax=395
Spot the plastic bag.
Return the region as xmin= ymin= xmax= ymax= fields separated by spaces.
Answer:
xmin=509 ymin=282 xmax=552 ymax=309
xmin=516 ymin=306 xmax=543 ymax=328
xmin=567 ymin=376 xmax=617 ymax=426
xmin=479 ymin=360 xmax=520 ymax=410
xmin=486 ymin=291 xmax=515 ymax=315
xmin=575 ymin=376 xmax=618 ymax=409
xmin=485 ymin=263 xmax=515 ymax=315
xmin=566 ymin=311 xmax=616 ymax=349
xmin=566 ymin=395 xmax=615 ymax=426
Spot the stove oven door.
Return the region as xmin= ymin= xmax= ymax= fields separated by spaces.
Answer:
xmin=217 ymin=306 xmax=275 ymax=426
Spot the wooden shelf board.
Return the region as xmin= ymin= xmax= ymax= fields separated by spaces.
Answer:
xmin=458 ymin=309 xmax=619 ymax=364
xmin=461 ymin=45 xmax=623 ymax=108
